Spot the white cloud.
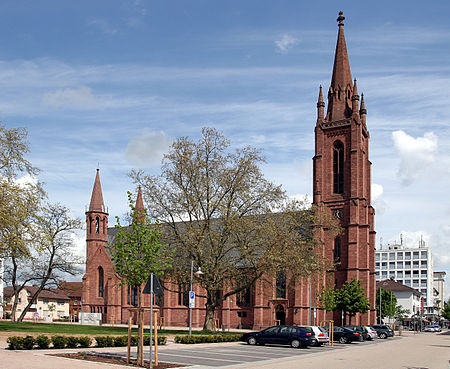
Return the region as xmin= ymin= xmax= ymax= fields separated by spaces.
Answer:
xmin=15 ymin=174 xmax=38 ymax=187
xmin=392 ymin=130 xmax=438 ymax=186
xmin=125 ymin=130 xmax=171 ymax=166
xmin=42 ymin=86 xmax=107 ymax=110
xmin=275 ymin=34 xmax=298 ymax=53
xmin=371 ymin=183 xmax=387 ymax=215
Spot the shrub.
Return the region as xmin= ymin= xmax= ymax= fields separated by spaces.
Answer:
xmin=66 ymin=336 xmax=79 ymax=348
xmin=95 ymin=336 xmax=114 ymax=348
xmin=130 ymin=336 xmax=138 ymax=346
xmin=174 ymin=334 xmax=241 ymax=344
xmin=51 ymin=335 xmax=67 ymax=349
xmin=77 ymin=336 xmax=92 ymax=348
xmin=7 ymin=336 xmax=24 ymax=350
xmin=23 ymin=336 xmax=35 ymax=350
xmin=35 ymin=335 xmax=51 ymax=349
xmin=113 ymin=336 xmax=128 ymax=347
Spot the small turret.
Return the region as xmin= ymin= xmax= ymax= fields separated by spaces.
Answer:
xmin=134 ymin=186 xmax=145 ymax=224
xmin=317 ymin=85 xmax=325 ymax=122
xmin=360 ymin=93 xmax=367 ymax=125
xmin=351 ymin=79 xmax=359 ymax=114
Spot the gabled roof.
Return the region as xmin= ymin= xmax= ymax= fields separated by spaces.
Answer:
xmin=376 ymin=279 xmax=421 ymax=296
xmin=59 ymin=281 xmax=83 ymax=298
xmin=4 ymin=285 xmax=70 ymax=300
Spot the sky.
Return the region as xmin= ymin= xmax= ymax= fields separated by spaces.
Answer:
xmin=1 ymin=1 xmax=449 ymax=298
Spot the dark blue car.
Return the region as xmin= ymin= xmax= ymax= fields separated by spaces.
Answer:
xmin=240 ymin=325 xmax=315 ymax=348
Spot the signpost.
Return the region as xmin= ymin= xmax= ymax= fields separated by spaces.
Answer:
xmin=189 ymin=291 xmax=195 ymax=308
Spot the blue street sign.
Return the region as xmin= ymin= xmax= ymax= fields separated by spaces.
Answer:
xmin=189 ymin=291 xmax=195 ymax=308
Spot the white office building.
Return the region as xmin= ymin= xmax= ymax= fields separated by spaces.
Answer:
xmin=375 ymin=242 xmax=435 ymax=316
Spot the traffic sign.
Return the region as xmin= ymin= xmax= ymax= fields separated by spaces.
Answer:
xmin=189 ymin=291 xmax=195 ymax=308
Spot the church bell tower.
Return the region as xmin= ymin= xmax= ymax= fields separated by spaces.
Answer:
xmin=313 ymin=12 xmax=376 ymax=325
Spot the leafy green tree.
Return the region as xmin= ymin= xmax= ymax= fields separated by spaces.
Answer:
xmin=376 ymin=288 xmax=397 ymax=322
xmin=109 ymin=192 xmax=172 ymax=364
xmin=442 ymin=298 xmax=450 ymax=320
xmin=131 ymin=127 xmax=339 ymax=330
xmin=319 ymin=278 xmax=370 ymax=325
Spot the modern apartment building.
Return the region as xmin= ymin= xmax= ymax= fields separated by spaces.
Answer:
xmin=375 ymin=242 xmax=435 ymax=316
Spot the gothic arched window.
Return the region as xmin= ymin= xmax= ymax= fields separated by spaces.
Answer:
xmin=98 ymin=266 xmax=104 ymax=297
xmin=276 ymin=271 xmax=286 ymax=299
xmin=333 ymin=141 xmax=344 ymax=194
xmin=334 ymin=237 xmax=341 ymax=262
xmin=95 ymin=217 xmax=100 ymax=233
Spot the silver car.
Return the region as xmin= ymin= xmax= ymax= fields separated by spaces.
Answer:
xmin=298 ymin=325 xmax=329 ymax=346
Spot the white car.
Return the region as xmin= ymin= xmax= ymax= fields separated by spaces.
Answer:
xmin=363 ymin=326 xmax=377 ymax=340
xmin=424 ymin=325 xmax=441 ymax=332
xmin=298 ymin=325 xmax=329 ymax=346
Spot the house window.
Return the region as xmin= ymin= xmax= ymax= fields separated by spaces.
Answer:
xmin=333 ymin=141 xmax=344 ymax=194
xmin=98 ymin=266 xmax=104 ymax=297
xmin=334 ymin=237 xmax=341 ymax=262
xmin=276 ymin=271 xmax=286 ymax=299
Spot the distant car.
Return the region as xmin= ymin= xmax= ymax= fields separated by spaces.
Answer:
xmin=324 ymin=326 xmax=361 ymax=344
xmin=298 ymin=325 xmax=329 ymax=346
xmin=424 ymin=325 xmax=441 ymax=332
xmin=363 ymin=326 xmax=377 ymax=340
xmin=370 ymin=324 xmax=394 ymax=339
xmin=240 ymin=325 xmax=315 ymax=348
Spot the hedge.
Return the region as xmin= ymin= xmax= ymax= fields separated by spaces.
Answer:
xmin=174 ymin=334 xmax=242 ymax=344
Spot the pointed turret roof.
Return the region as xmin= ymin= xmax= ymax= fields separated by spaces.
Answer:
xmin=88 ymin=169 xmax=106 ymax=212
xmin=134 ymin=186 xmax=145 ymax=223
xmin=330 ymin=11 xmax=353 ymax=93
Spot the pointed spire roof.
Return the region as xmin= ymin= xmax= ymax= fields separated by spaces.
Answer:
xmin=330 ymin=11 xmax=353 ymax=93
xmin=360 ymin=93 xmax=367 ymax=114
xmin=89 ymin=169 xmax=106 ymax=212
xmin=352 ymin=79 xmax=358 ymax=97
xmin=134 ymin=186 xmax=145 ymax=223
xmin=317 ymin=85 xmax=325 ymax=106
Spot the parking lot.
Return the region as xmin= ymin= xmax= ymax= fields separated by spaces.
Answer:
xmin=113 ymin=338 xmax=397 ymax=368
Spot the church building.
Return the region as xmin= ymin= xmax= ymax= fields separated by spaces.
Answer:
xmin=82 ymin=12 xmax=376 ymax=328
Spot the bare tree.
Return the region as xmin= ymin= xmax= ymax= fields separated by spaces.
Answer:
xmin=16 ymin=203 xmax=83 ymax=323
xmin=131 ymin=127 xmax=339 ymax=330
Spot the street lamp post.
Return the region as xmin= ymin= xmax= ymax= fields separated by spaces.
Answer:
xmin=189 ymin=261 xmax=203 ymax=336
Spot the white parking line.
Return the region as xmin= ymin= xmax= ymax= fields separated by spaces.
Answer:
xmin=157 ymin=351 xmax=245 ymax=363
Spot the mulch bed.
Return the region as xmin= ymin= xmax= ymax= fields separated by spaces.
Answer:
xmin=52 ymin=352 xmax=185 ymax=368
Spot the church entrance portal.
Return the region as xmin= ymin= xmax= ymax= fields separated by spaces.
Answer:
xmin=275 ymin=304 xmax=286 ymax=325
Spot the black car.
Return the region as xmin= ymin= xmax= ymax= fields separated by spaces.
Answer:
xmin=240 ymin=325 xmax=315 ymax=348
xmin=325 ymin=326 xmax=361 ymax=344
xmin=346 ymin=326 xmax=368 ymax=341
xmin=370 ymin=324 xmax=394 ymax=339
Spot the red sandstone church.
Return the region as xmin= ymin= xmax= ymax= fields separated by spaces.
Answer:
xmin=82 ymin=12 xmax=376 ymax=328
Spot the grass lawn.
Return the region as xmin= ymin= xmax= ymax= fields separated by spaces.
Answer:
xmin=0 ymin=321 xmax=236 ymax=336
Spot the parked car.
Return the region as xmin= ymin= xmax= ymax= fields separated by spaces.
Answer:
xmin=298 ymin=325 xmax=329 ymax=346
xmin=424 ymin=325 xmax=442 ymax=332
xmin=370 ymin=324 xmax=394 ymax=339
xmin=345 ymin=326 xmax=368 ymax=341
xmin=363 ymin=326 xmax=377 ymax=340
xmin=324 ymin=326 xmax=361 ymax=344
xmin=240 ymin=325 xmax=315 ymax=348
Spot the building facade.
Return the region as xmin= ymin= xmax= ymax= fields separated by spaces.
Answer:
xmin=377 ymin=279 xmax=421 ymax=320
xmin=433 ymin=271 xmax=446 ymax=315
xmin=375 ymin=243 xmax=435 ymax=316
xmin=4 ymin=286 xmax=70 ymax=321
xmin=82 ymin=12 xmax=376 ymax=328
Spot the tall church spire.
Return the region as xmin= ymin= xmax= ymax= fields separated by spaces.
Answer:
xmin=327 ymin=11 xmax=353 ymax=121
xmin=89 ymin=169 xmax=105 ymax=212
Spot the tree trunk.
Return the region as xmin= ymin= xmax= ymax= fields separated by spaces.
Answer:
xmin=203 ymin=303 xmax=216 ymax=331
xmin=137 ymin=286 xmax=143 ymax=366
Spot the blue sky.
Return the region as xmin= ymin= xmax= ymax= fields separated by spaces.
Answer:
xmin=1 ymin=1 xmax=450 ymax=296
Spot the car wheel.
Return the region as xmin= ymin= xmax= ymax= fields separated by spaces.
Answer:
xmin=247 ymin=336 xmax=257 ymax=345
xmin=339 ymin=336 xmax=348 ymax=344
xmin=290 ymin=339 xmax=301 ymax=348
xmin=379 ymin=333 xmax=387 ymax=339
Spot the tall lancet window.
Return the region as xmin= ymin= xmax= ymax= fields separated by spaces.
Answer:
xmin=98 ymin=266 xmax=104 ymax=297
xmin=333 ymin=141 xmax=344 ymax=194
xmin=95 ymin=217 xmax=100 ymax=233
xmin=334 ymin=237 xmax=341 ymax=262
